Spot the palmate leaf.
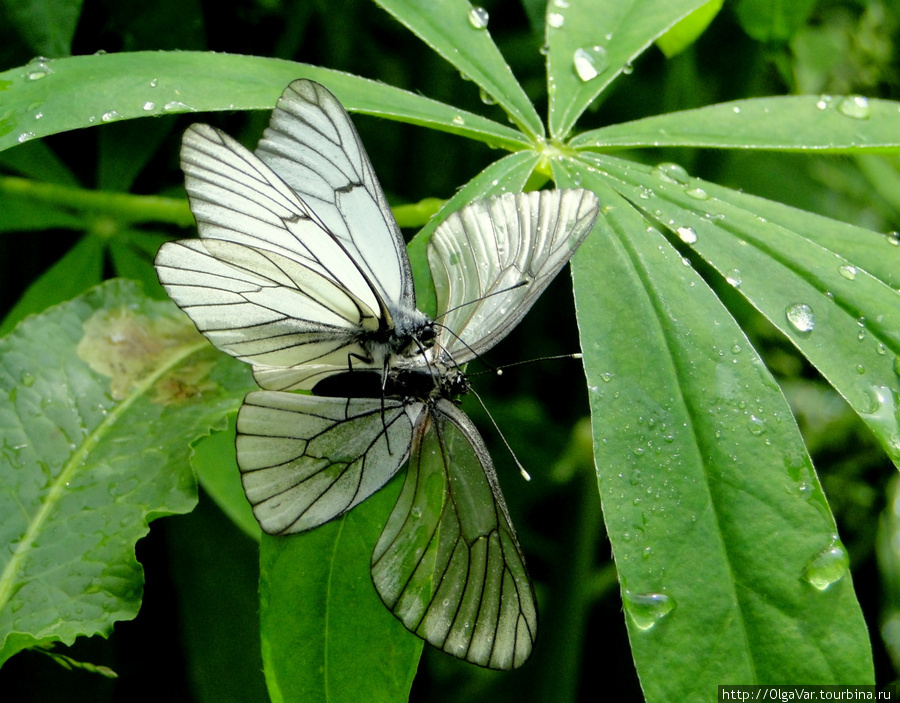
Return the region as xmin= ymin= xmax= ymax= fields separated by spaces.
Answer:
xmin=0 ymin=279 xmax=252 ymax=665
xmin=557 ymin=167 xmax=873 ymax=694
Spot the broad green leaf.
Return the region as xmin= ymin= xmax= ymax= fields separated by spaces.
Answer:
xmin=655 ymin=0 xmax=724 ymax=58
xmin=559 ymin=169 xmax=873 ymax=695
xmin=373 ymin=0 xmax=543 ymax=139
xmin=0 ymin=52 xmax=529 ymax=153
xmin=571 ymin=96 xmax=900 ymax=152
xmin=259 ymin=476 xmax=420 ymax=703
xmin=583 ymin=153 xmax=900 ymax=467
xmin=2 ymin=0 xmax=84 ymax=57
xmin=192 ymin=414 xmax=260 ymax=541
xmin=546 ymin=0 xmax=709 ymax=139
xmin=0 ymin=233 xmax=103 ymax=336
xmin=735 ymin=0 xmax=817 ymax=43
xmin=0 ymin=279 xmax=252 ymax=666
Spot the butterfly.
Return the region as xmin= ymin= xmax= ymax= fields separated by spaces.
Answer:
xmin=155 ymin=79 xmax=599 ymax=669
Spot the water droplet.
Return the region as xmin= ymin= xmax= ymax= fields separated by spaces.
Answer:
xmin=684 ymin=186 xmax=709 ymax=200
xmin=552 ymin=0 xmax=570 ymax=6
xmin=838 ymin=264 xmax=858 ymax=280
xmin=622 ymin=62 xmax=634 ymax=75
xmin=149 ymin=78 xmax=159 ymax=87
xmin=101 ymin=110 xmax=122 ymax=123
xmin=725 ymin=269 xmax=742 ymax=287
xmin=547 ymin=12 xmax=565 ymax=28
xmin=651 ymin=162 xmax=690 ymax=185
xmin=676 ymin=226 xmax=697 ymax=244
xmin=468 ymin=6 xmax=489 ymax=29
xmin=33 ymin=112 xmax=43 ymax=120
xmin=25 ymin=59 xmax=53 ymax=81
xmin=163 ymin=101 xmax=195 ymax=113
xmin=837 ymin=95 xmax=870 ymax=120
xmin=732 ymin=106 xmax=741 ymax=114
xmin=885 ymin=232 xmax=900 ymax=247
xmin=478 ymin=88 xmax=497 ymax=105
xmin=573 ymin=45 xmax=608 ymax=82
xmin=600 ymin=372 xmax=614 ymax=383
xmin=803 ymin=536 xmax=849 ymax=590
xmin=17 ymin=132 xmax=36 ymax=143
xmin=785 ymin=303 xmax=815 ymax=334
xmin=451 ymin=115 xmax=465 ymax=126
xmin=815 ymin=94 xmax=833 ymax=110
xmin=142 ymin=101 xmax=156 ymax=112
xmin=747 ymin=415 xmax=767 ymax=436
xmin=622 ymin=590 xmax=675 ymax=630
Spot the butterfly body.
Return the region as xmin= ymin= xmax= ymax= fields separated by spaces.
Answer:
xmin=156 ymin=78 xmax=599 ymax=669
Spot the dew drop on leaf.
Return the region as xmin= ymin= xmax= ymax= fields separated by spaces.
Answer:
xmin=622 ymin=590 xmax=675 ymax=630
xmin=838 ymin=264 xmax=858 ymax=280
xmin=467 ymin=6 xmax=489 ymax=29
xmin=573 ymin=46 xmax=608 ymax=82
xmin=803 ymin=536 xmax=849 ymax=590
xmin=837 ymin=95 xmax=870 ymax=120
xmin=676 ymin=226 xmax=697 ymax=244
xmin=547 ymin=12 xmax=565 ymax=28
xmin=785 ymin=303 xmax=815 ymax=334
xmin=651 ymin=162 xmax=690 ymax=185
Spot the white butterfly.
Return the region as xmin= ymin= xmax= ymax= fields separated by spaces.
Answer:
xmin=156 ymin=79 xmax=599 ymax=669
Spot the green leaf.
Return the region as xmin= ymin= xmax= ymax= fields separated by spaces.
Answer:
xmin=259 ymin=476 xmax=421 ymax=703
xmin=571 ymin=96 xmax=900 ymax=152
xmin=655 ymin=0 xmax=724 ymax=58
xmin=192 ymin=413 xmax=260 ymax=541
xmin=373 ymin=0 xmax=543 ymax=139
xmin=0 ymin=279 xmax=252 ymax=666
xmin=546 ymin=0 xmax=710 ymax=139
xmin=0 ymin=52 xmax=529 ymax=153
xmin=583 ymin=154 xmax=900 ymax=467
xmin=2 ymin=0 xmax=84 ymax=57
xmin=557 ymin=168 xmax=873 ymax=695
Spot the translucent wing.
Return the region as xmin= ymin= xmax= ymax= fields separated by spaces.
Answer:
xmin=428 ymin=189 xmax=599 ymax=362
xmin=236 ymin=391 xmax=415 ymax=535
xmin=256 ymin=79 xmax=416 ymax=317
xmin=371 ymin=398 xmax=537 ymax=669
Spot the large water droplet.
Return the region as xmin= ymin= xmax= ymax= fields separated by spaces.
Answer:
xmin=684 ymin=186 xmax=709 ymax=200
xmin=142 ymin=101 xmax=156 ymax=112
xmin=677 ymin=226 xmax=697 ymax=244
xmin=622 ymin=590 xmax=675 ymax=630
xmin=815 ymin=94 xmax=833 ymax=110
xmin=725 ymin=269 xmax=742 ymax=287
xmin=547 ymin=12 xmax=565 ymax=28
xmin=785 ymin=303 xmax=815 ymax=334
xmin=468 ymin=6 xmax=489 ymax=29
xmin=652 ymin=162 xmax=690 ymax=185
xmin=17 ymin=132 xmax=36 ymax=144
xmin=101 ymin=110 xmax=122 ymax=123
xmin=838 ymin=264 xmax=858 ymax=280
xmin=803 ymin=536 xmax=849 ymax=590
xmin=451 ymin=115 xmax=465 ymax=126
xmin=25 ymin=58 xmax=53 ymax=81
xmin=837 ymin=95 xmax=870 ymax=120
xmin=573 ymin=45 xmax=608 ymax=82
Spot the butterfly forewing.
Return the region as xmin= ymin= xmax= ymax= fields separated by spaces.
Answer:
xmin=428 ymin=189 xmax=599 ymax=362
xmin=236 ymin=391 xmax=414 ymax=535
xmin=256 ymin=80 xmax=415 ymax=316
xmin=370 ymin=399 xmax=537 ymax=669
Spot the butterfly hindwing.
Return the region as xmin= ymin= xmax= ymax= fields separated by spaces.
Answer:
xmin=236 ymin=391 xmax=414 ymax=535
xmin=370 ymin=398 xmax=537 ymax=669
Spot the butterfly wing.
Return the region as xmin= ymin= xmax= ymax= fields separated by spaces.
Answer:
xmin=370 ymin=398 xmax=537 ymax=669
xmin=256 ymin=79 xmax=417 ymax=320
xmin=236 ymin=390 xmax=414 ymax=535
xmin=428 ymin=189 xmax=599 ymax=362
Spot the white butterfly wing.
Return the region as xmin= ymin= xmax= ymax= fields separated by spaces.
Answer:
xmin=236 ymin=391 xmax=414 ymax=535
xmin=371 ymin=398 xmax=537 ymax=669
xmin=428 ymin=189 xmax=599 ymax=362
xmin=256 ymin=79 xmax=416 ymax=318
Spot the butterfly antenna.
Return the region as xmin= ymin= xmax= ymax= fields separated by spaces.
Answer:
xmin=469 ymin=387 xmax=531 ymax=482
xmin=432 ymin=279 xmax=529 ymax=321
xmin=470 ymin=352 xmax=584 ymax=378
